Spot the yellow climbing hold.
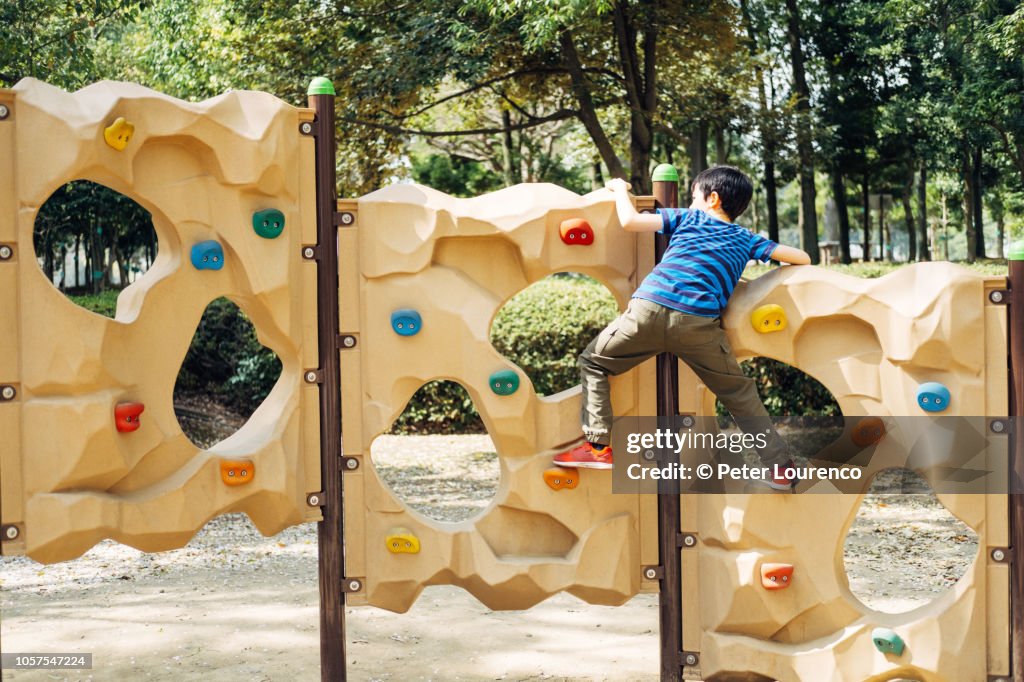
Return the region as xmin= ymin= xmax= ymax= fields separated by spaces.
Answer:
xmin=385 ymin=527 xmax=420 ymax=554
xmin=104 ymin=117 xmax=135 ymax=151
xmin=751 ymin=304 xmax=787 ymax=333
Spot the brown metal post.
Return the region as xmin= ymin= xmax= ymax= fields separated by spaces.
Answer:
xmin=652 ymin=164 xmax=682 ymax=681
xmin=1008 ymin=248 xmax=1024 ymax=681
xmin=308 ymin=77 xmax=347 ymax=682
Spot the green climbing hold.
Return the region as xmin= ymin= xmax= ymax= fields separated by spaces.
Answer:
xmin=871 ymin=627 xmax=905 ymax=656
xmin=253 ymin=209 xmax=285 ymax=239
xmin=307 ymin=77 xmax=336 ymax=96
xmin=489 ymin=369 xmax=520 ymax=396
xmin=1009 ymin=241 xmax=1024 ymax=261
xmin=652 ymin=164 xmax=679 ymax=183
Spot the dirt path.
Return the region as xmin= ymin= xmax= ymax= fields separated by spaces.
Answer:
xmin=1 ymin=436 xmax=978 ymax=681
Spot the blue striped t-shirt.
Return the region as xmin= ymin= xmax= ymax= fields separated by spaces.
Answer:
xmin=633 ymin=208 xmax=779 ymax=317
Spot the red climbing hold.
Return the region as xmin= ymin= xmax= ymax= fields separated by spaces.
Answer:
xmin=115 ymin=402 xmax=144 ymax=432
xmin=559 ymin=218 xmax=594 ymax=245
xmin=760 ymin=563 xmax=794 ymax=590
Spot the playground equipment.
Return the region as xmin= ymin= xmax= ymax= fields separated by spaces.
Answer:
xmin=1 ymin=77 xmax=1023 ymax=682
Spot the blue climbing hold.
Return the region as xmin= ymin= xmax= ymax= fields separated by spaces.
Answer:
xmin=191 ymin=241 xmax=224 ymax=271
xmin=391 ymin=309 xmax=422 ymax=336
xmin=916 ymin=382 xmax=950 ymax=412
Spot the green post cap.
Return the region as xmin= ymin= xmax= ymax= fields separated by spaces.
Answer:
xmin=652 ymin=163 xmax=679 ymax=183
xmin=307 ymin=77 xmax=336 ymax=96
xmin=1009 ymin=241 xmax=1024 ymax=261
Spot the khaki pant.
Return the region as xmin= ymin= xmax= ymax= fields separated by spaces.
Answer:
xmin=579 ymin=297 xmax=788 ymax=464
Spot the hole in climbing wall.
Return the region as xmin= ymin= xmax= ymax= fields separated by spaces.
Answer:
xmin=373 ymin=379 xmax=499 ymax=523
xmin=715 ymin=358 xmax=843 ymax=459
xmin=173 ymin=297 xmax=282 ymax=448
xmin=490 ymin=273 xmax=619 ymax=397
xmin=33 ymin=180 xmax=159 ymax=318
xmin=843 ymin=468 xmax=979 ymax=614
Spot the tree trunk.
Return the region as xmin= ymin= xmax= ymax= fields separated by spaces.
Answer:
xmin=972 ymin=146 xmax=984 ymax=259
xmin=765 ymin=160 xmax=779 ymax=244
xmin=739 ymin=0 xmax=778 ymax=242
xmin=862 ymin=173 xmax=871 ymax=261
xmin=962 ymin=143 xmax=976 ymax=263
xmin=903 ymin=166 xmax=916 ymax=262
xmin=917 ymin=164 xmax=930 ymax=261
xmin=832 ymin=170 xmax=851 ymax=264
xmin=74 ymin=233 xmax=81 ymax=288
xmin=501 ymin=109 xmax=521 ymax=186
xmin=714 ymin=124 xmax=726 ymax=165
xmin=560 ymin=31 xmax=627 ymax=182
xmin=687 ymin=120 xmax=708 ymax=203
xmin=612 ymin=1 xmax=657 ymax=194
xmin=591 ymin=159 xmax=604 ymax=191
xmin=784 ymin=0 xmax=819 ymax=262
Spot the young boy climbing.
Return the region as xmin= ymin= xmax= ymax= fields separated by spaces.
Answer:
xmin=553 ymin=165 xmax=811 ymax=490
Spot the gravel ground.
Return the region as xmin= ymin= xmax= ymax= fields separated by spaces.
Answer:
xmin=1 ymin=434 xmax=979 ymax=681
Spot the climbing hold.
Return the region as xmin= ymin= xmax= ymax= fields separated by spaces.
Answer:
xmin=489 ymin=369 xmax=520 ymax=396
xmin=385 ymin=527 xmax=420 ymax=554
xmin=190 ymin=241 xmax=224 ymax=270
xmin=544 ymin=467 xmax=579 ymax=491
xmin=871 ymin=627 xmax=905 ymax=656
xmin=851 ymin=417 xmax=886 ymax=447
xmin=760 ymin=563 xmax=794 ymax=590
xmin=751 ymin=304 xmax=787 ymax=333
xmin=391 ymin=309 xmax=422 ymax=336
xmin=103 ymin=117 xmax=135 ymax=151
xmin=559 ymin=218 xmax=594 ymax=245
xmin=115 ymin=402 xmax=144 ymax=433
xmin=220 ymin=459 xmax=255 ymax=486
xmin=252 ymin=209 xmax=285 ymax=239
xmin=916 ymin=382 xmax=951 ymax=412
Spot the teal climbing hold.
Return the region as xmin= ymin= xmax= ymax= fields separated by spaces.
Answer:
xmin=916 ymin=382 xmax=950 ymax=412
xmin=391 ymin=309 xmax=422 ymax=336
xmin=871 ymin=627 xmax=905 ymax=656
xmin=489 ymin=369 xmax=519 ymax=396
xmin=253 ymin=209 xmax=285 ymax=239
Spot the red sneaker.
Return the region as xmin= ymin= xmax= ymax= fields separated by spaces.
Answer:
xmin=762 ymin=460 xmax=799 ymax=491
xmin=553 ymin=443 xmax=613 ymax=470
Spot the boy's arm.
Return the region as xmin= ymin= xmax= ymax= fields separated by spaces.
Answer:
xmin=607 ymin=178 xmax=663 ymax=232
xmin=770 ymin=244 xmax=812 ymax=265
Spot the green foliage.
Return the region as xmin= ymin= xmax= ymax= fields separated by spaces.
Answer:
xmin=67 ymin=290 xmax=120 ymax=318
xmin=174 ymin=297 xmax=282 ymax=413
xmin=411 ymin=154 xmax=503 ymax=197
xmin=490 ymin=274 xmax=619 ymax=396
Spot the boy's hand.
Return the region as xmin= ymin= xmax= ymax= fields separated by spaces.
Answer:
xmin=605 ymin=178 xmax=632 ymax=193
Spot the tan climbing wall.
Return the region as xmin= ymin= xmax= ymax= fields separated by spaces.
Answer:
xmin=340 ymin=183 xmax=660 ymax=612
xmin=0 ymin=79 xmax=321 ymax=563
xmin=679 ymin=263 xmax=1010 ymax=681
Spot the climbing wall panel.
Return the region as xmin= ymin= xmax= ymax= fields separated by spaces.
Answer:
xmin=341 ymin=183 xmax=660 ymax=612
xmin=680 ymin=263 xmax=1009 ymax=681
xmin=0 ymin=79 xmax=321 ymax=563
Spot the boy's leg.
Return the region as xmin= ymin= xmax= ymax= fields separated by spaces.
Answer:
xmin=578 ymin=298 xmax=663 ymax=445
xmin=665 ymin=312 xmax=789 ymax=466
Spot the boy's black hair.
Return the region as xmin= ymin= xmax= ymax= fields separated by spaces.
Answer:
xmin=691 ymin=165 xmax=754 ymax=221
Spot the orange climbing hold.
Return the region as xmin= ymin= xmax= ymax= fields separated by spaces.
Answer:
xmin=543 ymin=467 xmax=579 ymax=490
xmin=220 ymin=459 xmax=255 ymax=486
xmin=760 ymin=563 xmax=794 ymax=590
xmin=851 ymin=417 xmax=885 ymax=447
